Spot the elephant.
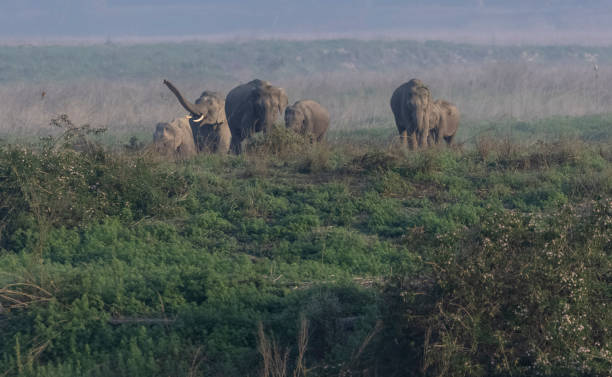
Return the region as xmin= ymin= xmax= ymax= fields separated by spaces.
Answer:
xmin=163 ymin=80 xmax=231 ymax=154
xmin=390 ymin=79 xmax=432 ymax=149
xmin=153 ymin=117 xmax=197 ymax=158
xmin=428 ymin=100 xmax=460 ymax=146
xmin=284 ymin=100 xmax=330 ymax=142
xmin=225 ymin=79 xmax=288 ymax=153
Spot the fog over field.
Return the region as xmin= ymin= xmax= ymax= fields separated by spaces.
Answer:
xmin=1 ymin=1 xmax=612 ymax=138
xmin=1 ymin=40 xmax=611 ymax=141
xmin=1 ymin=1 xmax=612 ymax=44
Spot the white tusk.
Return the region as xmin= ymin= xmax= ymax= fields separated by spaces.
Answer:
xmin=191 ymin=114 xmax=204 ymax=122
xmin=186 ymin=115 xmax=192 ymax=119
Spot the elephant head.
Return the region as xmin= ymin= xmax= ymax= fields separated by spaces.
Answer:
xmin=225 ymin=79 xmax=289 ymax=154
xmin=252 ymin=80 xmax=288 ymax=133
xmin=153 ymin=122 xmax=179 ymax=152
xmin=285 ymin=100 xmax=330 ymax=142
xmin=284 ymin=105 xmax=305 ymax=132
xmin=152 ymin=118 xmax=197 ymax=158
xmin=407 ymin=79 xmax=432 ymax=147
xmin=163 ymin=80 xmax=225 ymax=126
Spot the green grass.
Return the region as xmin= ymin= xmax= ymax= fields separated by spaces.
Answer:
xmin=0 ymin=121 xmax=610 ymax=376
xmin=462 ymin=114 xmax=612 ymax=144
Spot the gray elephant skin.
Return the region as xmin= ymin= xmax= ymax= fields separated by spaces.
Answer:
xmin=284 ymin=100 xmax=330 ymax=142
xmin=153 ymin=117 xmax=197 ymax=158
xmin=225 ymin=79 xmax=288 ymax=153
xmin=390 ymin=79 xmax=432 ymax=149
xmin=163 ymin=80 xmax=231 ymax=154
xmin=429 ymin=100 xmax=460 ymax=146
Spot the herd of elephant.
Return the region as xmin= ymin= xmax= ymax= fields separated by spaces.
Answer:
xmin=153 ymin=78 xmax=459 ymax=157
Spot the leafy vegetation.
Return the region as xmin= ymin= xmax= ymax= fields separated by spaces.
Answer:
xmin=0 ymin=116 xmax=610 ymax=376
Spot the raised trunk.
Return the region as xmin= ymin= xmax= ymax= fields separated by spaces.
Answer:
xmin=163 ymin=80 xmax=201 ymax=117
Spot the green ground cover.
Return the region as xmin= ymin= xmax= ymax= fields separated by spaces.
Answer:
xmin=0 ymin=117 xmax=610 ymax=376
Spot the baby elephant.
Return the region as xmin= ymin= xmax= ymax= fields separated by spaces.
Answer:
xmin=429 ymin=100 xmax=460 ymax=146
xmin=284 ymin=100 xmax=330 ymax=141
xmin=153 ymin=117 xmax=197 ymax=158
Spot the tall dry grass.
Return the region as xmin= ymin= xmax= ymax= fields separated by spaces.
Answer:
xmin=258 ymin=318 xmax=310 ymax=377
xmin=1 ymin=61 xmax=610 ymax=138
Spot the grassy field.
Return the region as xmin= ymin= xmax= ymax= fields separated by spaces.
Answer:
xmin=0 ymin=115 xmax=610 ymax=376
xmin=1 ymin=40 xmax=611 ymax=137
xmin=0 ymin=40 xmax=611 ymax=376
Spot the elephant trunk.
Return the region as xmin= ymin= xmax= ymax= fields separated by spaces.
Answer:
xmin=414 ymin=106 xmax=424 ymax=131
xmin=255 ymin=103 xmax=273 ymax=133
xmin=163 ymin=80 xmax=201 ymax=118
xmin=414 ymin=104 xmax=430 ymax=148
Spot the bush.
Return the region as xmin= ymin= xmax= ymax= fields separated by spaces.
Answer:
xmin=1 ymin=120 xmax=610 ymax=376
xmin=378 ymin=201 xmax=611 ymax=376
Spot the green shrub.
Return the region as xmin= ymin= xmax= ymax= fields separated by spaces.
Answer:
xmin=1 ymin=122 xmax=610 ymax=376
xmin=378 ymin=201 xmax=611 ymax=376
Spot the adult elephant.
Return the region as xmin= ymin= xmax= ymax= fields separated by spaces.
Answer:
xmin=163 ymin=80 xmax=231 ymax=154
xmin=153 ymin=118 xmax=197 ymax=159
xmin=284 ymin=100 xmax=330 ymax=142
xmin=225 ymin=79 xmax=288 ymax=153
xmin=390 ymin=79 xmax=432 ymax=149
xmin=429 ymin=100 xmax=460 ymax=146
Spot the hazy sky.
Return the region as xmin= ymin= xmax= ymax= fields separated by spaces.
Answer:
xmin=1 ymin=1 xmax=611 ymax=43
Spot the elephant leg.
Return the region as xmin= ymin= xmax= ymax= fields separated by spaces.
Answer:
xmin=399 ymin=129 xmax=408 ymax=148
xmin=230 ymin=136 xmax=242 ymax=154
xmin=433 ymin=131 xmax=443 ymax=147
xmin=418 ymin=130 xmax=429 ymax=148
xmin=218 ymin=135 xmax=231 ymax=154
xmin=444 ymin=134 xmax=455 ymax=146
xmin=409 ymin=132 xmax=418 ymax=150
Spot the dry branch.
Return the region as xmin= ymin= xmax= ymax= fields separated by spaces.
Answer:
xmin=108 ymin=317 xmax=176 ymax=325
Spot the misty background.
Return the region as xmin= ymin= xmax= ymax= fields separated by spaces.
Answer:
xmin=2 ymin=1 xmax=612 ymax=44
xmin=1 ymin=1 xmax=612 ymax=140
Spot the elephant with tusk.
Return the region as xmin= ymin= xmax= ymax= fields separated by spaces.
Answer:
xmin=163 ymin=80 xmax=231 ymax=154
xmin=390 ymin=79 xmax=432 ymax=149
xmin=225 ymin=79 xmax=288 ymax=154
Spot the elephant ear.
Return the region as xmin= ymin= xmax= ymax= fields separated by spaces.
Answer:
xmin=215 ymin=100 xmax=227 ymax=125
xmin=430 ymin=102 xmax=441 ymax=124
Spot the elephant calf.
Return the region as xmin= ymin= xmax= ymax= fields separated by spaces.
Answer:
xmin=153 ymin=117 xmax=198 ymax=158
xmin=429 ymin=100 xmax=460 ymax=146
xmin=163 ymin=80 xmax=231 ymax=154
xmin=284 ymin=100 xmax=330 ymax=141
